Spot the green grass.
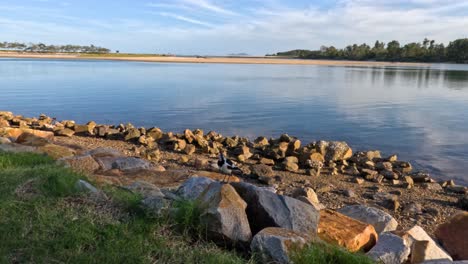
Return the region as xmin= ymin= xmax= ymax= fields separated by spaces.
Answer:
xmin=291 ymin=242 xmax=374 ymax=264
xmin=0 ymin=151 xmax=250 ymax=264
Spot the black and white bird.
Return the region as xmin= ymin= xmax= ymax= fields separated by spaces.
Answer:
xmin=218 ymin=153 xmax=242 ymax=182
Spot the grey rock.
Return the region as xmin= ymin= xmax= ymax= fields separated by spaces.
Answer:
xmin=338 ymin=205 xmax=398 ymax=234
xmin=111 ymin=157 xmax=152 ymax=171
xmin=176 ymin=176 xmax=215 ymax=200
xmin=142 ymin=195 xmax=170 ymax=215
xmin=402 ymin=202 xmax=423 ymax=215
xmin=367 ymin=232 xmax=410 ymax=264
xmin=423 ymin=182 xmax=443 ymax=191
xmin=251 ymin=227 xmax=309 ymax=264
xmin=75 ymin=180 xmax=99 ymax=194
xmin=197 ymin=182 xmax=252 ymax=245
xmin=231 ymin=182 xmax=320 ymax=237
xmin=403 ymin=225 xmax=453 ymax=263
xmin=125 ymin=181 xmax=164 ymax=198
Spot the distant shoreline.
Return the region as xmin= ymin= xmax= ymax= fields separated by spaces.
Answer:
xmin=0 ymin=51 xmax=430 ymax=67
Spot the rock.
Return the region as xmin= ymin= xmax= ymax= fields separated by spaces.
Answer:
xmin=282 ymin=161 xmax=299 ymax=172
xmin=37 ymin=144 xmax=75 ymax=159
xmin=1 ymin=128 xmax=54 ymax=142
xmin=125 ymin=181 xmax=165 ymax=198
xmin=147 ymin=127 xmax=163 ymax=141
xmin=317 ymin=141 xmax=353 ymax=162
xmin=254 ymin=136 xmax=269 ymax=148
xmin=259 ymin=158 xmax=275 ymax=166
xmin=387 ymin=154 xmax=398 ymax=162
xmin=55 ymin=128 xmax=75 ymax=137
xmin=402 ymin=225 xmax=453 ymax=263
xmin=338 ymin=205 xmax=398 ymax=234
xmin=402 ymin=202 xmax=422 ymax=215
xmin=446 ymin=185 xmax=468 ymax=194
xmin=124 ymin=128 xmax=141 ymax=141
xmin=367 ymin=232 xmax=410 ymax=264
xmin=142 ymin=195 xmax=170 ymax=215
xmin=318 ymin=209 xmax=378 ymax=252
xmin=111 ymin=157 xmax=152 ymax=172
xmin=362 ymin=169 xmax=379 ymax=178
xmin=342 ymin=189 xmax=356 ymax=198
xmin=251 ymin=227 xmax=309 ymax=264
xmin=197 ymin=182 xmax=252 ymax=246
xmin=284 ymin=156 xmax=298 ymax=164
xmin=231 ymin=182 xmax=320 ymax=237
xmin=376 ymin=162 xmax=393 ymax=171
xmin=411 ymin=172 xmax=431 ymax=183
xmin=194 ymin=157 xmax=209 ymax=170
xmin=176 ymin=176 xmax=215 ymax=200
xmin=75 ymin=180 xmax=99 ymax=194
xmin=355 ymin=178 xmax=365 ymax=185
xmin=458 ymin=194 xmax=468 ymax=210
xmin=184 ymin=144 xmax=196 ymax=155
xmin=59 ymin=155 xmax=100 ymax=174
xmin=381 ymin=170 xmax=399 ymax=180
xmin=251 ymin=164 xmax=275 ymax=184
xmin=404 ymin=176 xmax=415 ymax=188
xmin=291 ymin=187 xmax=319 ymax=204
xmin=195 ymin=171 xmax=240 ymax=183
xmin=435 ymin=212 xmax=468 ymax=260
xmin=422 ymin=182 xmax=443 ymax=191
xmin=0 ymin=118 xmax=11 ymax=127
xmin=73 ymin=124 xmax=93 ymax=135
xmin=16 ymin=132 xmax=51 ymax=146
xmin=0 ymin=137 xmax=11 ymax=144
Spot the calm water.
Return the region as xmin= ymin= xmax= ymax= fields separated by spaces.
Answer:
xmin=1 ymin=58 xmax=468 ymax=184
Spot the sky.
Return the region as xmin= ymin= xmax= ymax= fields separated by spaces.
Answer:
xmin=1 ymin=0 xmax=468 ymax=55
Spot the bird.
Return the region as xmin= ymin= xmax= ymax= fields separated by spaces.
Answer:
xmin=218 ymin=153 xmax=242 ymax=183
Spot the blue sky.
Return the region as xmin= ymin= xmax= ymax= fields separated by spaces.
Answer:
xmin=1 ymin=0 xmax=467 ymax=55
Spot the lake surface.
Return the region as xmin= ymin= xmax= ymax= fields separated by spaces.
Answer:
xmin=1 ymin=58 xmax=468 ymax=184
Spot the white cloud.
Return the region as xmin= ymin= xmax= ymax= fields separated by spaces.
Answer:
xmin=157 ymin=12 xmax=214 ymax=27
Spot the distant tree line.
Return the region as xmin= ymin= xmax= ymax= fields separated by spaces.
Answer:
xmin=272 ymin=38 xmax=468 ymax=63
xmin=0 ymin=41 xmax=111 ymax=54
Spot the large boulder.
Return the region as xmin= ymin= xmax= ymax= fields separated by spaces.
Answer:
xmin=251 ymin=227 xmax=310 ymax=264
xmin=401 ymin=225 xmax=452 ymax=263
xmin=176 ymin=176 xmax=215 ymax=200
xmin=434 ymin=212 xmax=468 ymax=260
xmin=59 ymin=155 xmax=100 ymax=174
xmin=338 ymin=205 xmax=398 ymax=234
xmin=367 ymin=232 xmax=410 ymax=264
xmin=0 ymin=128 xmax=54 ymax=142
xmin=111 ymin=157 xmax=152 ymax=171
xmin=37 ymin=144 xmax=75 ymax=159
xmin=197 ymin=182 xmax=252 ymax=246
xmin=318 ymin=209 xmax=378 ymax=252
xmin=316 ymin=141 xmax=353 ymax=161
xmin=230 ymin=182 xmax=320 ymax=237
xmin=16 ymin=132 xmax=51 ymax=146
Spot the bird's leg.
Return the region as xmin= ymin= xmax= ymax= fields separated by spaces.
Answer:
xmin=222 ymin=173 xmax=227 ymax=184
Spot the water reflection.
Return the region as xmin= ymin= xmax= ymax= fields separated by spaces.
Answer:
xmin=0 ymin=59 xmax=468 ymax=184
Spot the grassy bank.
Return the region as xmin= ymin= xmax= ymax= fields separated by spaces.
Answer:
xmin=0 ymin=151 xmax=374 ymax=263
xmin=0 ymin=151 xmax=248 ymax=263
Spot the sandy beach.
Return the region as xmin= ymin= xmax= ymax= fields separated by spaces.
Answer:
xmin=0 ymin=51 xmax=429 ymax=67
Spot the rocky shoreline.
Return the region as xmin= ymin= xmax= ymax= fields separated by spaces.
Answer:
xmin=1 ymin=111 xmax=467 ymax=263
